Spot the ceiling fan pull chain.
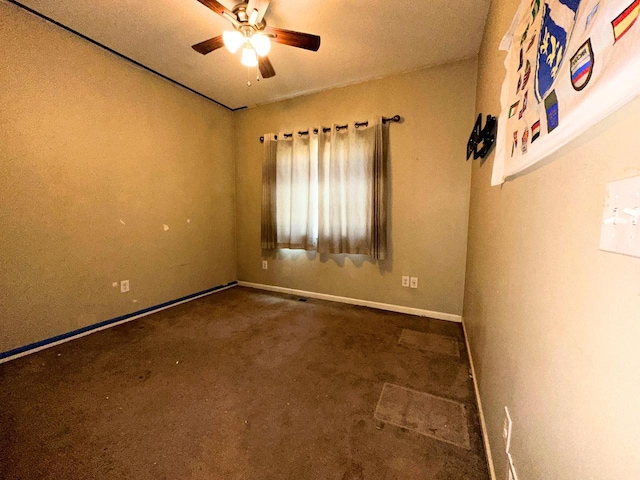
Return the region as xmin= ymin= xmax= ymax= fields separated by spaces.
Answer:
xmin=247 ymin=66 xmax=252 ymax=87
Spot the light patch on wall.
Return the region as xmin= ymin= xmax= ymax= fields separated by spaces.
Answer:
xmin=187 ymin=218 xmax=191 ymax=224
xmin=112 ymin=282 xmax=118 ymax=288
xmin=163 ymin=224 xmax=169 ymax=231
xmin=278 ymin=249 xmax=305 ymax=259
xmin=119 ymin=219 xmax=126 ymax=225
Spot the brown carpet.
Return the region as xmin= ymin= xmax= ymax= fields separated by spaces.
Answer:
xmin=0 ymin=286 xmax=489 ymax=479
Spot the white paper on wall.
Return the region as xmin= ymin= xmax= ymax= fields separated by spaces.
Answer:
xmin=492 ymin=0 xmax=640 ymax=186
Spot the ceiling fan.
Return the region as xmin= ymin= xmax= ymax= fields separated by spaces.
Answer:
xmin=192 ymin=0 xmax=321 ymax=80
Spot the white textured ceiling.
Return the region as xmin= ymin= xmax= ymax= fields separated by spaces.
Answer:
xmin=16 ymin=0 xmax=490 ymax=110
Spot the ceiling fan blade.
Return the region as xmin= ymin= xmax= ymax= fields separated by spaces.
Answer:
xmin=196 ymin=0 xmax=240 ymax=26
xmin=246 ymin=0 xmax=258 ymax=15
xmin=196 ymin=0 xmax=231 ymax=16
xmin=258 ymin=56 xmax=276 ymax=78
xmin=264 ymin=27 xmax=321 ymax=51
xmin=254 ymin=0 xmax=271 ymax=24
xmin=192 ymin=35 xmax=225 ymax=55
xmin=245 ymin=0 xmax=269 ymax=25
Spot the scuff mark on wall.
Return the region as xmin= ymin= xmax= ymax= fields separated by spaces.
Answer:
xmin=119 ymin=219 xmax=126 ymax=225
xmin=163 ymin=224 xmax=169 ymax=231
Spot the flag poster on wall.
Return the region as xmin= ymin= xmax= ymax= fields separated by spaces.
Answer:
xmin=492 ymin=0 xmax=640 ymax=186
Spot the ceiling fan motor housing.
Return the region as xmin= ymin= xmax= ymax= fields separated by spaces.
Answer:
xmin=231 ymin=3 xmax=266 ymax=31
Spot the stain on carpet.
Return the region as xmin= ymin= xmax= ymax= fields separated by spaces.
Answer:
xmin=398 ymin=329 xmax=460 ymax=357
xmin=341 ymin=462 xmax=364 ymax=480
xmin=374 ymin=382 xmax=471 ymax=449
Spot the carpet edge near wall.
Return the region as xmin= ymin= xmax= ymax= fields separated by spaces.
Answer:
xmin=0 ymin=281 xmax=238 ymax=364
xmin=462 ymin=316 xmax=497 ymax=480
xmin=237 ymin=281 xmax=463 ymax=323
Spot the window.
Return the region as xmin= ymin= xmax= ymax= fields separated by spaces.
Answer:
xmin=262 ymin=117 xmax=387 ymax=260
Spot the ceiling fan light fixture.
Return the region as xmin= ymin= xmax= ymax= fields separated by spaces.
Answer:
xmin=240 ymin=45 xmax=258 ymax=67
xmin=222 ymin=30 xmax=243 ymax=53
xmin=248 ymin=8 xmax=259 ymax=25
xmin=192 ymin=0 xmax=322 ymax=82
xmin=250 ymin=33 xmax=271 ymax=57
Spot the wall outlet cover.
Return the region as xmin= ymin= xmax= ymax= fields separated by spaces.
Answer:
xmin=410 ymin=277 xmax=418 ymax=289
xmin=262 ymin=260 xmax=268 ymax=270
xmin=402 ymin=276 xmax=410 ymax=287
xmin=120 ymin=280 xmax=130 ymax=293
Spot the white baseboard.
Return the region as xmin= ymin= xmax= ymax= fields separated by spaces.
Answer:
xmin=237 ymin=281 xmax=462 ymax=323
xmin=462 ymin=317 xmax=496 ymax=480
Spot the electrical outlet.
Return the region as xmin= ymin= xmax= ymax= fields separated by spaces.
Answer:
xmin=262 ymin=260 xmax=268 ymax=270
xmin=402 ymin=276 xmax=410 ymax=287
xmin=120 ymin=280 xmax=130 ymax=293
xmin=410 ymin=277 xmax=418 ymax=289
xmin=503 ymin=406 xmax=513 ymax=453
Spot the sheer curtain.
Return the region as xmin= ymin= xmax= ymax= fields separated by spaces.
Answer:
xmin=318 ymin=116 xmax=386 ymax=259
xmin=261 ymin=116 xmax=387 ymax=259
xmin=275 ymin=133 xmax=318 ymax=250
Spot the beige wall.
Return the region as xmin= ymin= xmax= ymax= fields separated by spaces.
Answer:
xmin=465 ymin=1 xmax=640 ymax=479
xmin=234 ymin=59 xmax=477 ymax=317
xmin=0 ymin=3 xmax=236 ymax=353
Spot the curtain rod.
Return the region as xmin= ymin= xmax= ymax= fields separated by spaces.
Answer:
xmin=259 ymin=115 xmax=401 ymax=143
